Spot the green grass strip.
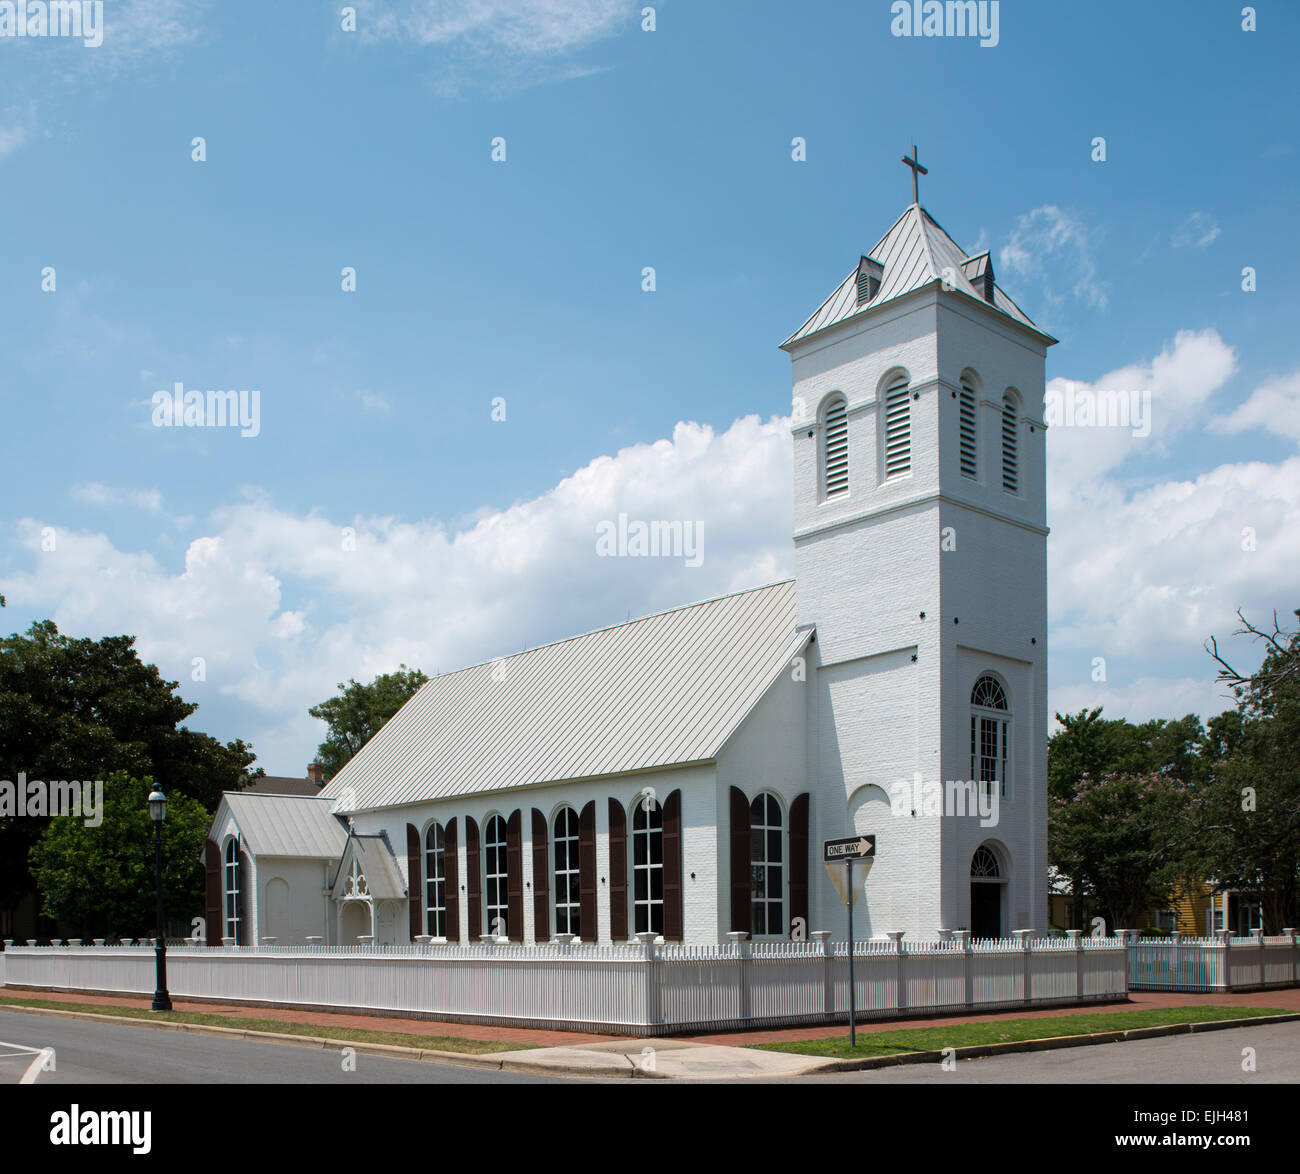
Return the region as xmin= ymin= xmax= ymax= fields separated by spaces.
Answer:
xmin=752 ymin=1004 xmax=1290 ymax=1058
xmin=0 ymin=995 xmax=529 ymax=1054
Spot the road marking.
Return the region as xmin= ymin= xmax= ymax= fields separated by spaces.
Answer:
xmin=0 ymin=1041 xmax=54 ymax=1084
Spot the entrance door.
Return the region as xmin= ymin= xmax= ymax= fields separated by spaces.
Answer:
xmin=971 ymin=883 xmax=1001 ymax=939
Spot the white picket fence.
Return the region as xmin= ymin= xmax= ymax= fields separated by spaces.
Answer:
xmin=1 ymin=932 xmax=1127 ymax=1034
xmin=1125 ymin=931 xmax=1300 ymax=993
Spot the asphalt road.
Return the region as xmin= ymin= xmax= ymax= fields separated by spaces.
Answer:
xmin=2 ymin=1009 xmax=1296 ymax=1085
xmin=0 ymin=1011 xmax=590 ymax=1085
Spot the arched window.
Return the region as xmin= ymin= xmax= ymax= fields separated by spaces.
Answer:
xmin=1001 ymin=393 xmax=1019 ymax=493
xmin=821 ymin=394 xmax=849 ymax=499
xmin=632 ymin=799 xmax=663 ymax=936
xmin=970 ymin=675 xmax=1011 ymax=800
xmin=424 ymin=822 xmax=446 ymax=938
xmin=882 ymin=374 xmax=911 ymax=479
xmin=971 ymin=845 xmax=1001 ymax=878
xmin=749 ymin=794 xmax=784 ymax=936
xmin=223 ymin=838 xmax=240 ymax=943
xmin=959 ymin=375 xmax=978 ymax=479
xmin=553 ymin=807 xmax=580 ymax=937
xmin=484 ymin=815 xmax=508 ymax=937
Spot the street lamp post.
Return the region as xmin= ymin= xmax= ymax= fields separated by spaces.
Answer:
xmin=148 ymin=789 xmax=172 ymax=1012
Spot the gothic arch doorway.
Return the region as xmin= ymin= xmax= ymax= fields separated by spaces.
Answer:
xmin=970 ymin=844 xmax=1006 ymax=940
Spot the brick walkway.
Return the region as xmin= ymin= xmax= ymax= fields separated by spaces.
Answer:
xmin=6 ymin=985 xmax=1298 ymax=1050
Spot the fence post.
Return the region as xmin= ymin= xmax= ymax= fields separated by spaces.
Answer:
xmin=1067 ymin=929 xmax=1083 ymax=999
xmin=635 ymin=932 xmax=661 ymax=1030
xmin=955 ymin=929 xmax=973 ymax=1008
xmin=1250 ymin=928 xmax=1265 ymax=990
xmin=1013 ymin=929 xmax=1033 ymax=1004
xmin=1285 ymin=930 xmax=1298 ymax=986
xmin=1217 ymin=928 xmax=1232 ymax=992
xmin=727 ymin=931 xmax=750 ymax=1022
xmin=886 ymin=931 xmax=906 ymax=1012
xmin=811 ymin=930 xmax=833 ymax=1019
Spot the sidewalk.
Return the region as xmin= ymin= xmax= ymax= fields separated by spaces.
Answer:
xmin=7 ymin=985 xmax=1299 ymax=1050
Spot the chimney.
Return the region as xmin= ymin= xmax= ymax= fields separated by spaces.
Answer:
xmin=307 ymin=762 xmax=324 ymax=786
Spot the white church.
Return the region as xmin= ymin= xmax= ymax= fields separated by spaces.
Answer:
xmin=204 ymin=164 xmax=1053 ymax=951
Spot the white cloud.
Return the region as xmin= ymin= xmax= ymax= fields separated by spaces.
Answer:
xmin=1210 ymin=371 xmax=1300 ymax=443
xmin=357 ymin=390 xmax=392 ymax=415
xmin=70 ymin=482 xmax=165 ymax=515
xmin=1171 ymin=211 xmax=1221 ymax=249
xmin=355 ymin=0 xmax=633 ymax=94
xmin=3 ymin=414 xmax=793 ymax=770
xmin=999 ymin=205 xmax=1107 ymax=310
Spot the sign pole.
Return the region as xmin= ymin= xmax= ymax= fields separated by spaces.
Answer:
xmin=847 ymin=859 xmax=855 ymax=1047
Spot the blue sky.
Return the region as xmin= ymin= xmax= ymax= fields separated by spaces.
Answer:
xmin=1 ymin=0 xmax=1297 ymax=774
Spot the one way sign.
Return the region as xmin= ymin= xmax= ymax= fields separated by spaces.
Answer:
xmin=823 ymin=835 xmax=875 ymax=862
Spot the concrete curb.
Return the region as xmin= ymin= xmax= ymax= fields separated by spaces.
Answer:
xmin=0 ymin=1002 xmax=506 ymax=1071
xmin=799 ymin=1012 xmax=1300 ymax=1074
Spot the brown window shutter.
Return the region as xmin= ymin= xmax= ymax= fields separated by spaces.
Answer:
xmin=662 ymin=790 xmax=683 ymax=941
xmin=506 ymin=809 xmax=523 ymax=941
xmin=608 ymin=798 xmax=628 ymax=941
xmin=789 ymin=793 xmax=810 ymax=937
xmin=531 ymin=808 xmax=550 ymax=942
xmin=406 ymin=822 xmax=422 ymax=942
xmin=204 ymin=839 xmax=222 ymax=947
xmin=729 ymin=786 xmax=751 ymax=934
xmin=443 ymin=818 xmax=460 ymax=942
xmin=465 ymin=816 xmax=481 ymax=938
xmin=578 ymin=800 xmax=596 ymax=941
xmin=238 ymin=844 xmax=253 ymax=945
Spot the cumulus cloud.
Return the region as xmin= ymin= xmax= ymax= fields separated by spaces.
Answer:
xmin=1210 ymin=371 xmax=1300 ymax=443
xmin=1171 ymin=211 xmax=1221 ymax=250
xmin=3 ymin=415 xmax=793 ymax=770
xmin=999 ymin=205 xmax=1107 ymax=310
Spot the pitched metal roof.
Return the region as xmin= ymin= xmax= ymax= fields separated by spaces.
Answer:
xmin=320 ymin=580 xmax=804 ymax=813
xmin=782 ymin=204 xmax=1055 ymax=348
xmin=330 ymin=833 xmax=407 ymax=901
xmin=219 ymin=792 xmax=348 ymax=859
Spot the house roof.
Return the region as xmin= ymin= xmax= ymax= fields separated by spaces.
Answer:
xmin=242 ymin=775 xmax=324 ymax=797
xmin=217 ymin=792 xmax=348 ymax=859
xmin=319 ymin=579 xmax=806 ymax=813
xmin=330 ymin=833 xmax=407 ymax=902
xmin=781 ymin=204 xmax=1055 ymax=349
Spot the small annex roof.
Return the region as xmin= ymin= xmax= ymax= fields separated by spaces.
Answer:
xmin=216 ymin=792 xmax=348 ymax=859
xmin=320 ymin=579 xmax=807 ymax=814
xmin=781 ymin=203 xmax=1056 ymax=349
xmin=330 ymin=833 xmax=407 ymax=902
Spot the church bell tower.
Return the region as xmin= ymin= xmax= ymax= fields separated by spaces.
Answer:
xmin=782 ymin=149 xmax=1055 ymax=940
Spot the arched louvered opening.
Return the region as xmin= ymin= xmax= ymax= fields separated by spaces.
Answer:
xmin=959 ymin=376 xmax=978 ymax=479
xmin=821 ymin=395 xmax=849 ymax=499
xmin=1001 ymin=393 xmax=1019 ymax=493
xmin=553 ymin=806 xmax=580 ymax=937
xmin=883 ymin=375 xmax=911 ymax=479
xmin=424 ymin=822 xmax=447 ymax=938
xmin=971 ymin=674 xmax=1011 ymax=801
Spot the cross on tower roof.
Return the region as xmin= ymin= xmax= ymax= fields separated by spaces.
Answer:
xmin=901 ymin=144 xmax=927 ymax=205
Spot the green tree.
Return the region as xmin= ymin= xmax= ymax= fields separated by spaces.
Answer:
xmin=1192 ymin=609 xmax=1300 ymax=932
xmin=28 ymin=771 xmax=211 ymax=938
xmin=0 ymin=620 xmax=259 ymax=914
xmin=308 ymin=665 xmax=429 ymax=779
xmin=1049 ymin=770 xmax=1194 ymax=931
